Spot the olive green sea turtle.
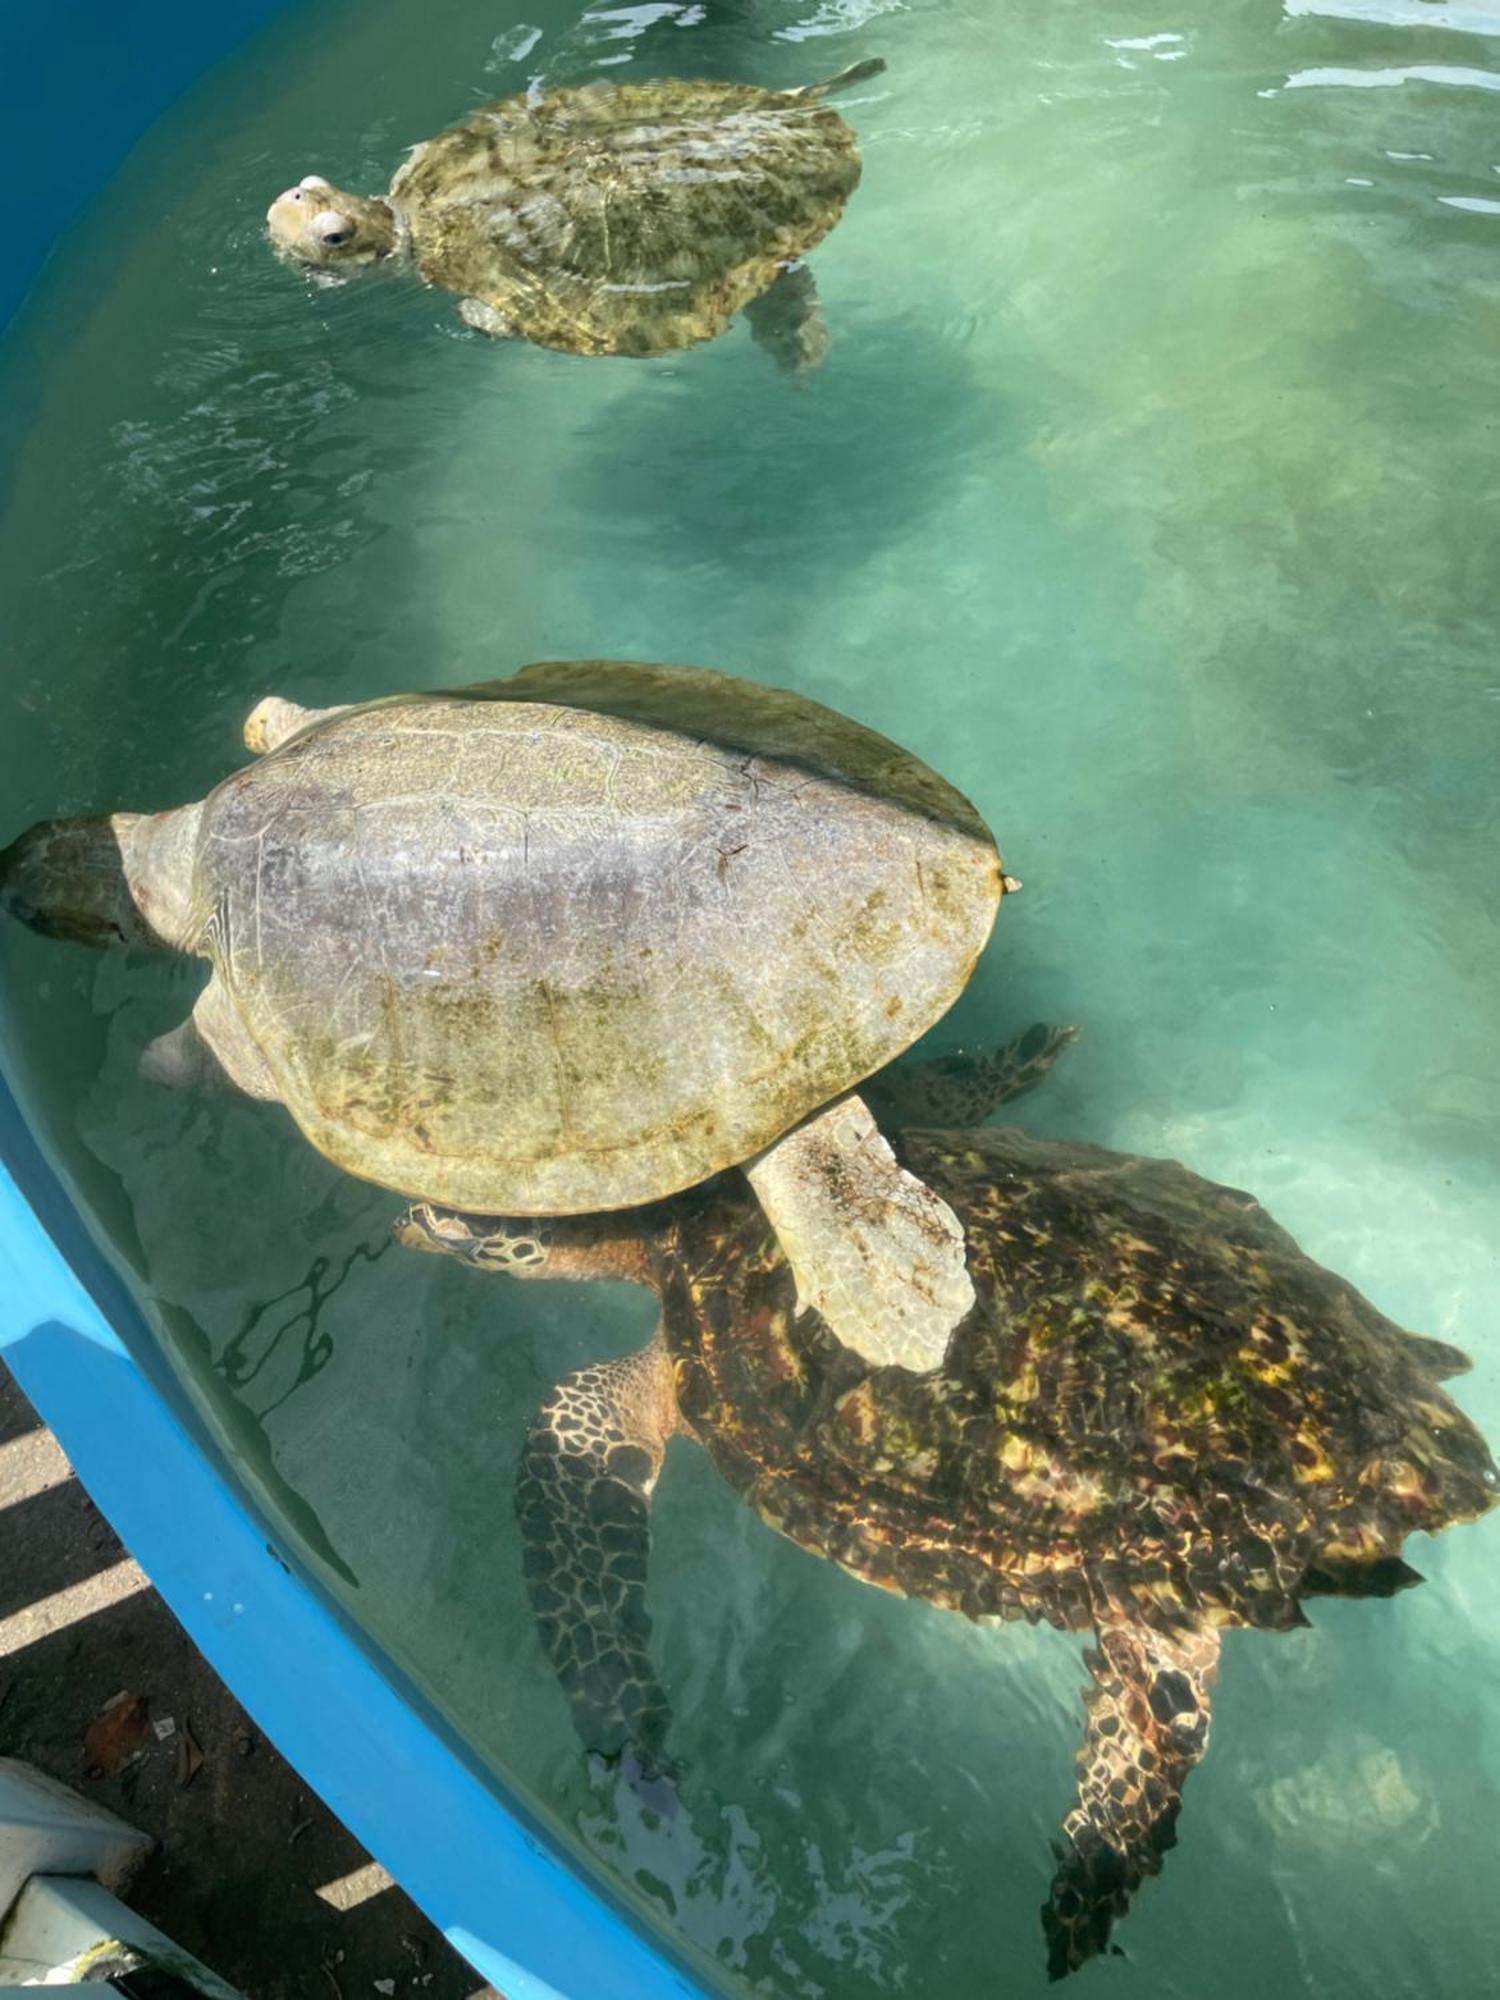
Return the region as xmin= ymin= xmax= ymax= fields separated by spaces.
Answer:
xmin=264 ymin=59 xmax=887 ymax=369
xmin=0 ymin=660 xmax=1014 ymax=1372
xmin=398 ymin=1106 xmax=1497 ymax=1979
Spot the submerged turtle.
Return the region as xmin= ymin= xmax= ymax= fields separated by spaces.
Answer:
xmin=264 ymin=59 xmax=887 ymax=369
xmin=397 ymin=1106 xmax=1497 ymax=1979
xmin=0 ymin=659 xmax=1014 ymax=1372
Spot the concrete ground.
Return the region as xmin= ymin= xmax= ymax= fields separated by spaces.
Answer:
xmin=0 ymin=1361 xmax=500 ymax=2000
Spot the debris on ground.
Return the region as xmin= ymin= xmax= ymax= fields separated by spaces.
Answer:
xmin=176 ymin=1720 xmax=205 ymax=1787
xmin=83 ymin=1692 xmax=151 ymax=1778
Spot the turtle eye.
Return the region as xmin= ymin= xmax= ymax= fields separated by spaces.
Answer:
xmin=311 ymin=212 xmax=354 ymax=248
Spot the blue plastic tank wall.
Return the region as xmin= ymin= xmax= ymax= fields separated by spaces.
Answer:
xmin=1 ymin=0 xmax=292 ymax=329
xmin=0 ymin=7 xmax=703 ymax=1995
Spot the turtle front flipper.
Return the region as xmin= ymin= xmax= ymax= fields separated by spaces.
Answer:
xmin=744 ymin=263 xmax=829 ymax=374
xmin=518 ymin=1329 xmax=686 ymax=1777
xmin=457 ymin=297 xmax=520 ymax=341
xmin=1043 ymin=1621 xmax=1221 ymax=1980
xmin=139 ymin=1014 xmax=235 ymax=1093
xmin=868 ymin=1021 xmax=1080 ymax=1129
xmin=140 ymin=978 xmax=282 ymax=1102
xmin=744 ymin=1093 xmax=974 ymax=1372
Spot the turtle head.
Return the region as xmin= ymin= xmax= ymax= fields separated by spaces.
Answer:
xmin=0 ymin=814 xmax=154 ymax=949
xmin=394 ymin=1204 xmax=655 ymax=1287
xmin=265 ymin=176 xmax=399 ymax=274
xmin=0 ymin=806 xmax=203 ymax=953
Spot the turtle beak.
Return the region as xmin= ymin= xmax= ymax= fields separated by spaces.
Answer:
xmin=265 ymin=190 xmax=304 ymax=244
xmin=267 ymin=174 xmax=331 ymax=222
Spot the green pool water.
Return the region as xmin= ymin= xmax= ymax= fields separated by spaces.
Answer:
xmin=2 ymin=0 xmax=1499 ymax=1991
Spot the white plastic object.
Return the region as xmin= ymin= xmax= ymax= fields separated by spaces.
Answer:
xmin=0 ymin=1871 xmax=242 ymax=1991
xmin=0 ymin=1759 xmax=151 ymax=1921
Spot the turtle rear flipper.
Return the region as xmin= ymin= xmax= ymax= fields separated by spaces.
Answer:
xmin=785 ymin=58 xmax=887 ymax=101
xmin=1400 ymin=1330 xmax=1473 ymax=1381
xmin=870 ymin=1021 xmax=1080 ymax=1130
xmin=1043 ymin=1622 xmax=1221 ymax=1981
xmin=517 ymin=1330 xmax=685 ymax=1777
xmin=744 ymin=264 xmax=829 ymax=374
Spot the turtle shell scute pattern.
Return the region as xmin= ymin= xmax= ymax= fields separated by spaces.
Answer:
xmin=658 ymin=1128 xmax=1497 ymax=1634
xmin=390 ymin=80 xmax=868 ymax=356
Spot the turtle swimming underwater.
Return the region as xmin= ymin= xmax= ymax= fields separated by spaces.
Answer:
xmin=264 ymin=60 xmax=887 ymax=370
xmin=0 ymin=659 xmax=1014 ymax=1372
xmin=397 ymin=1116 xmax=1497 ymax=1979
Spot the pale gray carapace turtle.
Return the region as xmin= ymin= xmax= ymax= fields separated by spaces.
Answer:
xmin=0 ymin=659 xmax=1018 ymax=1373
xmin=398 ymin=1075 xmax=1497 ymax=1979
xmin=265 ymin=59 xmax=887 ymax=369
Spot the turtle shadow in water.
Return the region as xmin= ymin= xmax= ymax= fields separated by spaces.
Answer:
xmin=563 ymin=314 xmax=1023 ymax=599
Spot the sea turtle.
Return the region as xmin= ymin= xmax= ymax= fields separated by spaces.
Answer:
xmin=264 ymin=59 xmax=887 ymax=370
xmin=396 ymin=1115 xmax=1497 ymax=1979
xmin=0 ymin=659 xmax=1014 ymax=1372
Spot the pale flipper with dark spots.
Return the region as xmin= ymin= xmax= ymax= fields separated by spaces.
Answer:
xmin=516 ymin=1329 xmax=685 ymax=1776
xmin=745 ymin=1092 xmax=974 ymax=1373
xmin=867 ymin=1021 xmax=1080 ymax=1130
xmin=1043 ymin=1621 xmax=1221 ymax=1980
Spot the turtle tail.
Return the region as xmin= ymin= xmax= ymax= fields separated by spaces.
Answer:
xmin=789 ymin=57 xmax=887 ymax=101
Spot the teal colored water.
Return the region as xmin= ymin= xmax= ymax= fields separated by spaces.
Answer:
xmin=2 ymin=0 xmax=1499 ymax=1990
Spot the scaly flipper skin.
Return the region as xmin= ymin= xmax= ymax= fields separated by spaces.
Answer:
xmin=516 ymin=1330 xmax=684 ymax=1777
xmin=866 ymin=1021 xmax=1080 ymax=1129
xmin=744 ymin=264 xmax=829 ymax=373
xmin=1044 ymin=1621 xmax=1221 ymax=1979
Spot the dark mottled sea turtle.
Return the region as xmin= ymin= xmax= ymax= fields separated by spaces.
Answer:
xmin=264 ymin=59 xmax=886 ymax=369
xmin=0 ymin=659 xmax=1013 ymax=1371
xmin=398 ymin=1101 xmax=1497 ymax=1979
